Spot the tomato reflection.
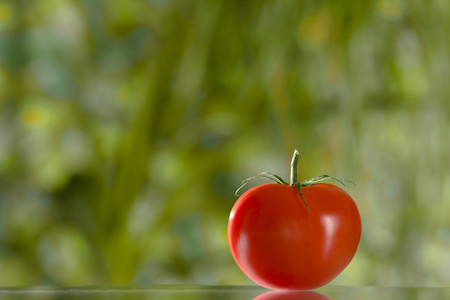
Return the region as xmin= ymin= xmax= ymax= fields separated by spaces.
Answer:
xmin=253 ymin=290 xmax=331 ymax=300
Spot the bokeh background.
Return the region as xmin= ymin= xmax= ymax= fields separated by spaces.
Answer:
xmin=0 ymin=0 xmax=449 ymax=287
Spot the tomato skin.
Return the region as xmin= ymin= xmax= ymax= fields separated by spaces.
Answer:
xmin=228 ymin=183 xmax=361 ymax=290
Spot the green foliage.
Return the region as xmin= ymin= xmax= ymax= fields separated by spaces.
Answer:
xmin=0 ymin=0 xmax=449 ymax=286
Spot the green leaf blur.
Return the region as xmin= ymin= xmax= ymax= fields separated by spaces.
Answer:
xmin=0 ymin=0 xmax=449 ymax=287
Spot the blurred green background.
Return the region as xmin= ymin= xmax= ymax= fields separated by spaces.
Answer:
xmin=0 ymin=0 xmax=449 ymax=287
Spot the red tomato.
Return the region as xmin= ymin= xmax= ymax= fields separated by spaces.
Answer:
xmin=228 ymin=183 xmax=361 ymax=290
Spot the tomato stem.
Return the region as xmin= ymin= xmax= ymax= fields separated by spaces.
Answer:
xmin=235 ymin=172 xmax=288 ymax=196
xmin=290 ymin=149 xmax=300 ymax=186
xmin=289 ymin=149 xmax=310 ymax=212
xmin=300 ymin=175 xmax=355 ymax=187
xmin=234 ymin=149 xmax=353 ymax=213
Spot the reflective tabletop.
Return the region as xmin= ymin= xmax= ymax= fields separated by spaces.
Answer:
xmin=0 ymin=285 xmax=448 ymax=300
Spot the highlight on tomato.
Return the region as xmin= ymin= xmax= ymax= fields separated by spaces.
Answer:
xmin=227 ymin=150 xmax=362 ymax=290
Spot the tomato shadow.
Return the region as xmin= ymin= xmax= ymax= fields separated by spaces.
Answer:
xmin=253 ymin=290 xmax=331 ymax=300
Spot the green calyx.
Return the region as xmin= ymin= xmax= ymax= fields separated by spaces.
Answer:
xmin=235 ymin=149 xmax=355 ymax=212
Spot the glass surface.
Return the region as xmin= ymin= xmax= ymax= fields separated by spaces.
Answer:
xmin=0 ymin=285 xmax=448 ymax=300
